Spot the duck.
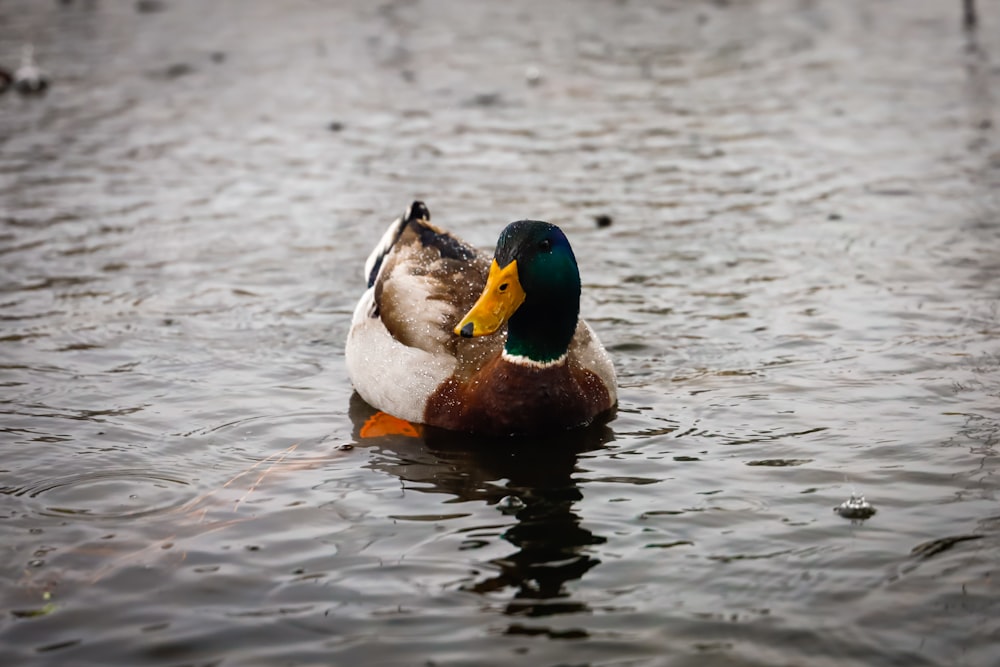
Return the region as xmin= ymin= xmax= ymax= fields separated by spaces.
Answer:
xmin=346 ymin=201 xmax=617 ymax=436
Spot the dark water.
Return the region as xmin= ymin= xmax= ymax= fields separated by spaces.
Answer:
xmin=2 ymin=1 xmax=999 ymax=665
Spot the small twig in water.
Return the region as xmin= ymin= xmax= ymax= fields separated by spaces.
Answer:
xmin=233 ymin=443 xmax=299 ymax=511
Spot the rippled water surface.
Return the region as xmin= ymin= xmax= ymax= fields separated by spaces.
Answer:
xmin=2 ymin=1 xmax=1000 ymax=665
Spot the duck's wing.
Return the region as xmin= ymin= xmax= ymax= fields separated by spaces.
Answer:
xmin=367 ymin=201 xmax=494 ymax=355
xmin=347 ymin=203 xmax=505 ymax=422
xmin=569 ymin=320 xmax=618 ymax=406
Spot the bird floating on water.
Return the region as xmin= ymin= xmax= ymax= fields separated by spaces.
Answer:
xmin=346 ymin=201 xmax=617 ymax=436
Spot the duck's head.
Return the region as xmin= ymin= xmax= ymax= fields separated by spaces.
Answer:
xmin=455 ymin=220 xmax=581 ymax=363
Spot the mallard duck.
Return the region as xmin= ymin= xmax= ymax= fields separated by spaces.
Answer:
xmin=346 ymin=201 xmax=617 ymax=436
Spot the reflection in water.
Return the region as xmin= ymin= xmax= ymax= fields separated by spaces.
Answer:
xmin=962 ymin=20 xmax=994 ymax=152
xmin=349 ymin=393 xmax=613 ymax=619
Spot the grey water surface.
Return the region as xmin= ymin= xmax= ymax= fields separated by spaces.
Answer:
xmin=2 ymin=1 xmax=999 ymax=666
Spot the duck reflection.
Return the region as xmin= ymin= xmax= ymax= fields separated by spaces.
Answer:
xmin=348 ymin=393 xmax=614 ymax=617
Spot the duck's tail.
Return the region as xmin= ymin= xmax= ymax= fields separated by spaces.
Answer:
xmin=364 ymin=201 xmax=476 ymax=287
xmin=364 ymin=201 xmax=431 ymax=287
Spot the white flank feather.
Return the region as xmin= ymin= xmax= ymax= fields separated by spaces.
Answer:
xmin=345 ymin=288 xmax=456 ymax=423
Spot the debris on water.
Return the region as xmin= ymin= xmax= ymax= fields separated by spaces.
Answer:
xmin=496 ymin=495 xmax=525 ymax=515
xmin=14 ymin=45 xmax=48 ymax=95
xmin=328 ymin=121 xmax=345 ymax=132
xmin=525 ymin=64 xmax=542 ymax=86
xmin=11 ymin=592 xmax=57 ymax=619
xmin=963 ymin=0 xmax=977 ymax=29
xmin=163 ymin=63 xmax=194 ymax=79
xmin=467 ymin=92 xmax=502 ymax=107
xmin=594 ymin=214 xmax=613 ymax=228
xmin=136 ymin=0 xmax=166 ymax=13
xmin=834 ymin=491 xmax=876 ymax=520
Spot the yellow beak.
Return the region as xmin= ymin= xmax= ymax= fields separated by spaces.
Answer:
xmin=454 ymin=259 xmax=526 ymax=337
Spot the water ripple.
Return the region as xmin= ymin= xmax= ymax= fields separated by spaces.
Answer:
xmin=8 ymin=468 xmax=192 ymax=521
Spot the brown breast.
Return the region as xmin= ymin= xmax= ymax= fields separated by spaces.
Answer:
xmin=424 ymin=354 xmax=613 ymax=436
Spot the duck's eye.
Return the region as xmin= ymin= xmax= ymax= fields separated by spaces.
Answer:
xmin=498 ymin=283 xmax=509 ymax=292
xmin=539 ymin=239 xmax=552 ymax=252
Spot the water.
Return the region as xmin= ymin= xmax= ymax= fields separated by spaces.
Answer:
xmin=2 ymin=0 xmax=999 ymax=665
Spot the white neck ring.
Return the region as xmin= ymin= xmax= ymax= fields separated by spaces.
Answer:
xmin=501 ymin=350 xmax=568 ymax=369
